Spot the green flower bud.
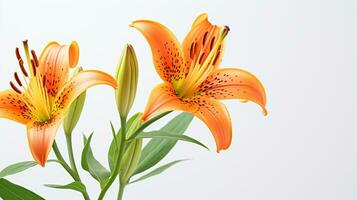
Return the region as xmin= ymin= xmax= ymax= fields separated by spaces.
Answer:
xmin=63 ymin=67 xmax=86 ymax=135
xmin=115 ymin=44 xmax=138 ymax=118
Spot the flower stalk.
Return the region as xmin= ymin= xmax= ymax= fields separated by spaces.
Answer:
xmin=98 ymin=117 xmax=127 ymax=200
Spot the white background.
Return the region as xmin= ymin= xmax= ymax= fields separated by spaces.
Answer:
xmin=0 ymin=0 xmax=356 ymax=199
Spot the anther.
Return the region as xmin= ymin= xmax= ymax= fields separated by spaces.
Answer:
xmin=15 ymin=47 xmax=22 ymax=60
xmin=199 ymin=53 xmax=205 ymax=65
xmin=202 ymin=32 xmax=208 ymax=46
xmin=210 ymin=37 xmax=216 ymax=51
xmin=31 ymin=59 xmax=37 ymax=76
xmin=43 ymin=75 xmax=46 ymax=87
xmin=14 ymin=72 xmax=23 ymax=87
xmin=31 ymin=50 xmax=39 ymax=67
xmin=190 ymin=43 xmax=194 ymax=59
xmin=18 ymin=59 xmax=28 ymax=77
xmin=10 ymin=81 xmax=22 ymax=94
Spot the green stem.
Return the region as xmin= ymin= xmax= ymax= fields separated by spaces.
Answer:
xmin=98 ymin=117 xmax=127 ymax=200
xmin=65 ymin=135 xmax=80 ymax=178
xmin=53 ymin=140 xmax=91 ymax=200
xmin=127 ymin=111 xmax=171 ymax=141
xmin=52 ymin=141 xmax=77 ymax=180
xmin=117 ymin=184 xmax=125 ymax=200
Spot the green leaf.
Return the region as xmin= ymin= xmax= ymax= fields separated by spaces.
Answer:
xmin=0 ymin=160 xmax=59 ymax=179
xmin=135 ymin=131 xmax=208 ymax=150
xmin=0 ymin=178 xmax=45 ymax=200
xmin=45 ymin=181 xmax=87 ymax=194
xmin=107 ymin=113 xmax=141 ymax=171
xmin=81 ymin=133 xmax=110 ymax=188
xmin=130 ymin=160 xmax=187 ymax=184
xmin=0 ymin=161 xmax=37 ymax=179
xmin=134 ymin=112 xmax=193 ymax=175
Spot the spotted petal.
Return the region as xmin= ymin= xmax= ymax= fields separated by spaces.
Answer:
xmin=182 ymin=13 xmax=225 ymax=68
xmin=38 ymin=41 xmax=79 ymax=97
xmin=197 ymin=68 xmax=267 ymax=115
xmin=54 ymin=70 xmax=117 ymax=113
xmin=142 ymin=83 xmax=232 ymax=151
xmin=0 ymin=90 xmax=33 ymax=124
xmin=131 ymin=20 xmax=186 ymax=83
xmin=26 ymin=113 xmax=63 ymax=166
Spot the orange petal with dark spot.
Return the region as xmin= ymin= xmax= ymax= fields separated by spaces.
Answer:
xmin=0 ymin=89 xmax=32 ymax=124
xmin=197 ymin=68 xmax=268 ymax=115
xmin=38 ymin=41 xmax=79 ymax=97
xmin=182 ymin=13 xmax=225 ymax=69
xmin=54 ymin=70 xmax=117 ymax=113
xmin=26 ymin=113 xmax=63 ymax=166
xmin=131 ymin=20 xmax=186 ymax=83
xmin=142 ymin=83 xmax=232 ymax=151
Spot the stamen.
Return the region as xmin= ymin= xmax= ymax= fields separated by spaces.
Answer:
xmin=210 ymin=37 xmax=216 ymax=51
xmin=43 ymin=75 xmax=46 ymax=87
xmin=194 ymin=42 xmax=198 ymax=55
xmin=190 ymin=43 xmax=194 ymax=59
xmin=222 ymin=26 xmax=230 ymax=38
xmin=31 ymin=59 xmax=37 ymax=76
xmin=22 ymin=40 xmax=35 ymax=77
xmin=14 ymin=72 xmax=23 ymax=87
xmin=213 ymin=51 xmax=221 ymax=65
xmin=18 ymin=59 xmax=28 ymax=77
xmin=10 ymin=81 xmax=22 ymax=94
xmin=199 ymin=53 xmax=205 ymax=65
xmin=202 ymin=32 xmax=208 ymax=45
xmin=15 ymin=47 xmax=22 ymax=60
xmin=31 ymin=50 xmax=39 ymax=67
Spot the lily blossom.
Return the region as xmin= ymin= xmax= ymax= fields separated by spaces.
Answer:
xmin=0 ymin=40 xmax=117 ymax=166
xmin=131 ymin=14 xmax=267 ymax=151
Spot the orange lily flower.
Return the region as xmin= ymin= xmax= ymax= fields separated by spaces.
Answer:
xmin=131 ymin=13 xmax=267 ymax=151
xmin=0 ymin=40 xmax=117 ymax=166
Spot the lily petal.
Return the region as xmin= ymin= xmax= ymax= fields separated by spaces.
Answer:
xmin=197 ymin=68 xmax=267 ymax=115
xmin=142 ymin=83 xmax=190 ymax=121
xmin=182 ymin=13 xmax=225 ymax=68
xmin=54 ymin=70 xmax=117 ymax=112
xmin=195 ymin=98 xmax=232 ymax=151
xmin=26 ymin=113 xmax=63 ymax=166
xmin=131 ymin=20 xmax=186 ymax=83
xmin=38 ymin=41 xmax=79 ymax=97
xmin=0 ymin=90 xmax=32 ymax=124
xmin=142 ymin=83 xmax=232 ymax=151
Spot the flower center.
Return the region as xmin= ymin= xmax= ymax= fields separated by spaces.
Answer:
xmin=10 ymin=40 xmax=52 ymax=122
xmin=174 ymin=26 xmax=230 ymax=99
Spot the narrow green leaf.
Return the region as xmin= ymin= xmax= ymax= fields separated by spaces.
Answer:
xmin=0 ymin=161 xmax=37 ymax=179
xmin=130 ymin=160 xmax=187 ymax=184
xmin=81 ymin=133 xmax=110 ymax=188
xmin=0 ymin=178 xmax=45 ymax=200
xmin=45 ymin=181 xmax=86 ymax=194
xmin=134 ymin=112 xmax=193 ymax=175
xmin=0 ymin=160 xmax=59 ymax=179
xmin=136 ymin=131 xmax=208 ymax=150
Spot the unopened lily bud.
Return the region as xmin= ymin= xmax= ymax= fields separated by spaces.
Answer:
xmin=63 ymin=67 xmax=86 ymax=135
xmin=115 ymin=44 xmax=138 ymax=118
